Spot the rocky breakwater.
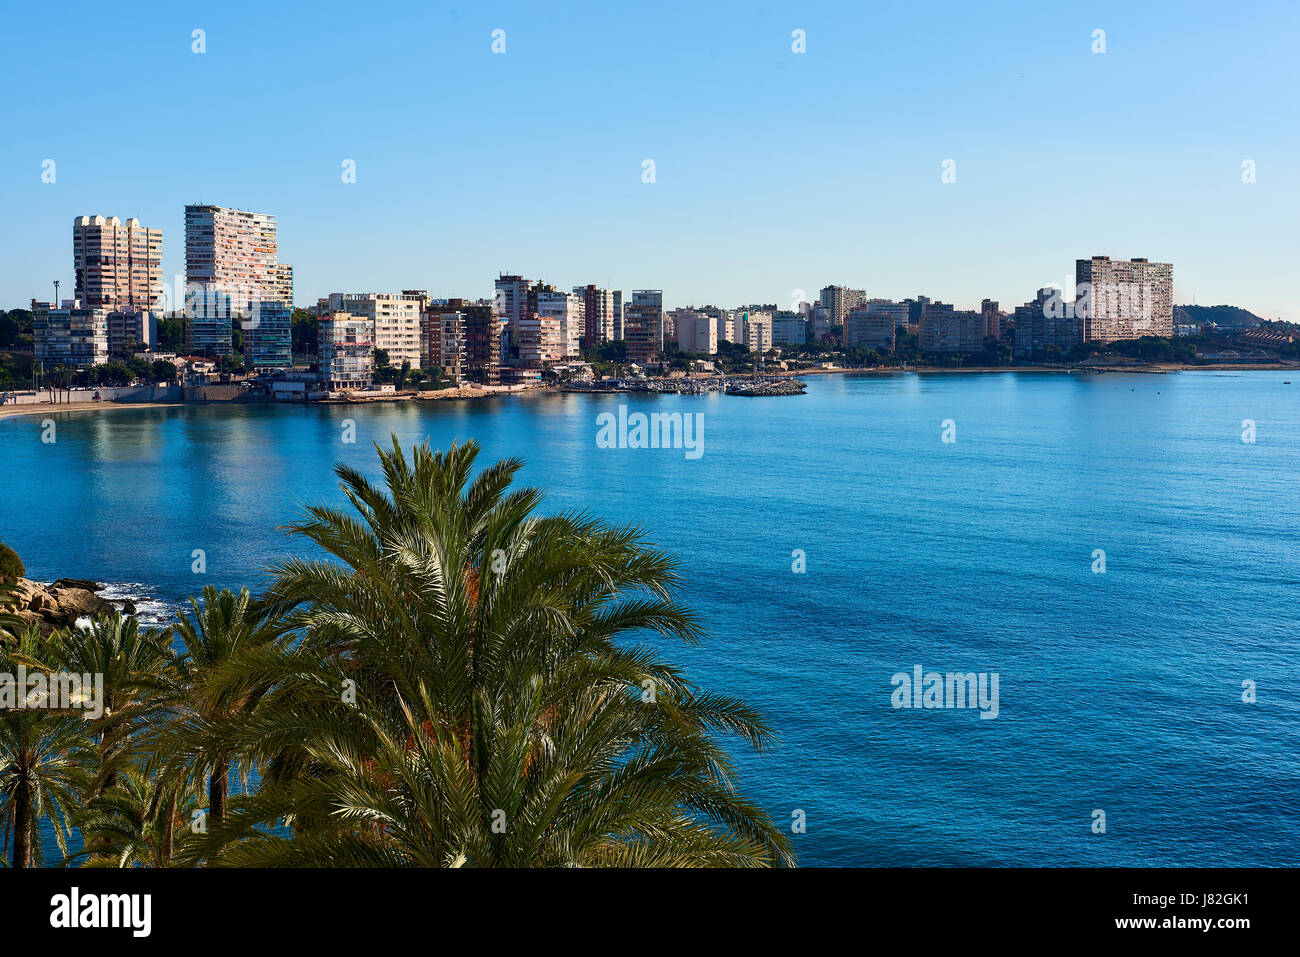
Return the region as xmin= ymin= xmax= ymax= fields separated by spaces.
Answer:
xmin=2 ymin=578 xmax=136 ymax=634
xmin=726 ymin=378 xmax=807 ymax=396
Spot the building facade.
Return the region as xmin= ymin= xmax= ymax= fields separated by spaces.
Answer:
xmin=675 ymin=311 xmax=718 ymax=354
xmin=1013 ymin=288 xmax=1081 ymax=358
xmin=184 ymin=205 xmax=287 ymax=356
xmin=623 ymin=290 xmax=664 ymax=362
xmin=920 ymin=303 xmax=985 ymax=353
xmin=821 ymin=285 xmax=865 ymax=341
xmin=73 ymin=215 xmax=162 ymax=314
xmin=537 ymin=289 xmax=585 ymax=358
xmin=33 ymin=300 xmax=110 ymax=369
xmin=737 ymin=311 xmax=773 ymax=353
xmin=843 ymin=304 xmax=898 ymax=352
xmin=513 ymin=315 xmax=566 ymax=367
xmin=1075 ymin=256 xmax=1174 ymax=341
xmin=463 ymin=307 xmax=503 ymax=385
xmin=318 ymin=313 xmax=375 ymax=389
xmin=575 ymin=285 xmax=618 ymax=347
xmin=325 ymin=293 xmax=424 ymax=369
xmin=772 ymin=311 xmax=807 ymax=346
xmin=244 ymin=301 xmax=292 ymax=369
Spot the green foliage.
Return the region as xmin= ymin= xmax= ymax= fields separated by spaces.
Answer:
xmin=291 ymin=310 xmax=317 ymax=358
xmin=0 ymin=310 xmax=34 ymax=350
xmin=156 ymin=316 xmax=184 ymax=353
xmin=0 ymin=541 xmax=24 ymax=583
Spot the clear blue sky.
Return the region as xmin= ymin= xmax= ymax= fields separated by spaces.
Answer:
xmin=2 ymin=0 xmax=1297 ymax=318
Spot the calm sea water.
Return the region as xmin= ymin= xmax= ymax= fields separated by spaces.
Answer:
xmin=4 ymin=371 xmax=1299 ymax=866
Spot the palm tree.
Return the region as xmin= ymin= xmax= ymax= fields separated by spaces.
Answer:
xmin=69 ymin=763 xmax=199 ymax=868
xmin=192 ymin=437 xmax=792 ymax=867
xmin=160 ymin=587 xmax=279 ymax=827
xmin=17 ymin=613 xmax=173 ymax=790
xmin=0 ymin=628 xmax=95 ymax=867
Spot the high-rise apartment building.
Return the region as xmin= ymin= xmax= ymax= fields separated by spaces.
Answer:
xmin=820 ymin=285 xmax=865 ymax=342
xmin=421 ymin=297 xmax=477 ymax=384
xmin=513 ymin=315 xmax=566 ymax=367
xmin=73 ymin=215 xmax=163 ymax=314
xmin=981 ymin=299 xmax=1002 ymax=341
xmin=737 ymin=311 xmax=773 ymax=353
xmin=325 ymin=293 xmax=424 ymax=368
xmin=184 ymin=204 xmax=288 ymax=356
xmin=537 ymin=289 xmax=585 ymax=358
xmin=623 ymin=290 xmax=664 ymax=362
xmin=33 ymin=300 xmax=110 ymax=368
xmin=576 ymin=285 xmax=618 ymax=347
xmin=494 ymin=273 xmax=530 ymax=353
xmin=463 ymin=307 xmax=503 ymax=385
xmin=1075 ymin=256 xmax=1174 ymax=341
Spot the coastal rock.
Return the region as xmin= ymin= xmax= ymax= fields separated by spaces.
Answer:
xmin=2 ymin=578 xmax=121 ymax=634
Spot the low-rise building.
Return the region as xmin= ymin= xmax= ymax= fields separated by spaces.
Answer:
xmin=318 ymin=312 xmax=375 ymax=390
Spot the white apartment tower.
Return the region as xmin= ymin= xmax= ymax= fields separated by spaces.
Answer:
xmin=73 ymin=215 xmax=162 ymax=313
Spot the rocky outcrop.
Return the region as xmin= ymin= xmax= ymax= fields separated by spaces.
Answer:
xmin=2 ymin=578 xmax=120 ymax=633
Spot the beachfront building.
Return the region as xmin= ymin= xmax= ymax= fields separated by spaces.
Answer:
xmin=920 ymin=303 xmax=985 ymax=353
xmin=494 ymin=273 xmax=530 ymax=360
xmin=513 ymin=315 xmax=566 ymax=367
xmin=73 ymin=215 xmax=163 ymax=314
xmin=33 ymin=300 xmax=110 ymax=369
xmin=1075 ymin=256 xmax=1174 ymax=342
xmin=185 ymin=204 xmax=287 ymax=357
xmin=772 ymin=311 xmax=807 ymax=346
xmin=325 ymin=293 xmax=424 ymax=369
xmin=318 ymin=313 xmax=375 ymax=390
xmin=421 ymin=298 xmax=476 ymax=384
xmin=537 ymin=289 xmax=585 ymax=358
xmin=675 ymin=311 xmax=718 ymax=355
xmin=624 ymin=290 xmax=665 ymax=362
xmin=1013 ymin=288 xmax=1080 ymax=359
xmin=843 ymin=304 xmax=898 ymax=352
xmin=575 ymin=284 xmax=619 ymax=347
xmin=244 ymin=301 xmax=293 ymax=369
xmin=463 ymin=306 xmax=503 ymax=385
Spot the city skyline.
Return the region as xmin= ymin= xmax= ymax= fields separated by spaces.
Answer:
xmin=3 ymin=0 xmax=1298 ymax=319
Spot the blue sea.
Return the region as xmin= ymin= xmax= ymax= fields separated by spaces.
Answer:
xmin=3 ymin=371 xmax=1298 ymax=866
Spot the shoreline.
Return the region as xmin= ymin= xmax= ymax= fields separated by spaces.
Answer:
xmin=2 ymin=363 xmax=1293 ymax=422
xmin=790 ymin=362 xmax=1296 ymax=376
